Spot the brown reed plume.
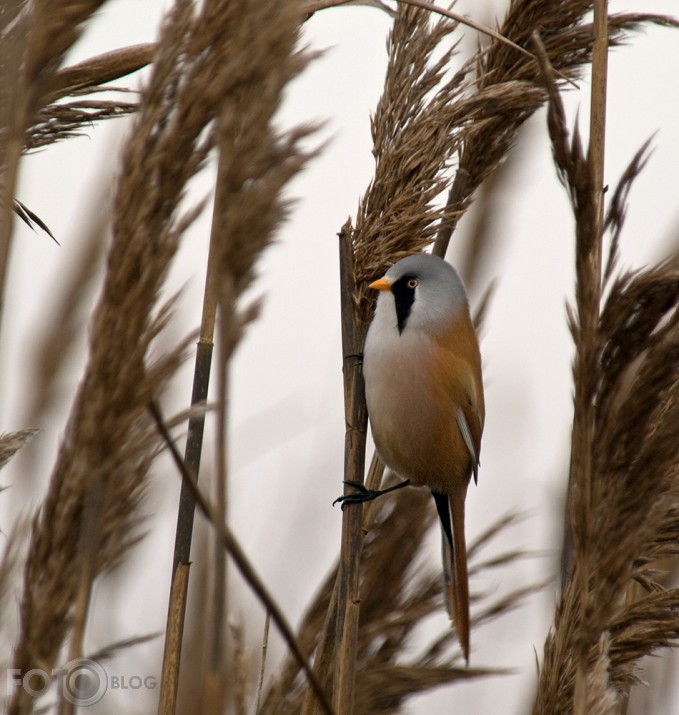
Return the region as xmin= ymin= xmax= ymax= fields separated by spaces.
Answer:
xmin=0 ymin=430 xmax=37 ymax=470
xmin=21 ymin=200 xmax=109 ymax=436
xmin=275 ymin=3 xmax=526 ymax=712
xmin=531 ymin=32 xmax=679 ymax=715
xmin=7 ymin=0 xmax=251 ymax=709
xmin=297 ymin=3 xmax=679 ymax=713
xmin=0 ymin=1 xmax=106 ymax=320
xmin=328 ymin=9 xmax=482 ymax=709
xmin=0 ymin=1 xmax=158 ymax=332
xmin=156 ymin=0 xmax=318 ymax=713
xmin=265 ymin=493 xmax=537 ymax=714
xmin=1 ymin=1 xmax=678 ymax=714
xmin=433 ymin=2 xmax=678 ymax=258
xmin=22 ymin=41 xmax=155 ymax=152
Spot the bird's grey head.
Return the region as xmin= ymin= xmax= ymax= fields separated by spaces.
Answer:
xmin=376 ymin=253 xmax=468 ymax=335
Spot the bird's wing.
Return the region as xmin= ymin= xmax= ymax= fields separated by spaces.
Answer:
xmin=456 ymin=406 xmax=479 ymax=484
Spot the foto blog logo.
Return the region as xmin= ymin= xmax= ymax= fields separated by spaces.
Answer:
xmin=8 ymin=658 xmax=157 ymax=707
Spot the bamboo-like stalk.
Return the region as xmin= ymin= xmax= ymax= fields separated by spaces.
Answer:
xmin=157 ymin=242 xmax=218 ymax=715
xmin=204 ymin=325 xmax=228 ymax=711
xmin=202 ymin=259 xmax=232 ymax=712
xmin=332 ymin=220 xmax=370 ymax=715
xmin=573 ymin=2 xmax=608 ymax=712
xmin=159 ymin=562 xmax=191 ymax=713
xmin=589 ymin=0 xmax=609 ymax=215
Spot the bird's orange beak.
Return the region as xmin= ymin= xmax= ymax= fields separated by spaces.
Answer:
xmin=369 ymin=277 xmax=392 ymax=291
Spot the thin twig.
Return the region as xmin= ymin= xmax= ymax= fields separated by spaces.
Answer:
xmin=149 ymin=402 xmax=336 ymax=715
xmin=254 ymin=611 xmax=271 ymax=715
xmin=306 ymin=0 xmax=543 ymax=69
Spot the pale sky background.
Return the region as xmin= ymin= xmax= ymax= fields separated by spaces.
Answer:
xmin=2 ymin=1 xmax=679 ymax=713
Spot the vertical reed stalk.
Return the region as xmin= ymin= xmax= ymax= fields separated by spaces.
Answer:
xmin=0 ymin=132 xmax=21 ymax=337
xmin=0 ymin=5 xmax=26 ymax=339
xmin=333 ymin=220 xmax=369 ymax=715
xmin=57 ymin=479 xmax=104 ymax=715
xmin=157 ymin=250 xmax=217 ymax=715
xmin=201 ymin=206 xmax=236 ymax=712
xmin=204 ymin=318 xmax=228 ymax=709
xmin=573 ymin=2 xmax=608 ymax=712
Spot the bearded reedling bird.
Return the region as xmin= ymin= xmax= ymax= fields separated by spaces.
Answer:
xmin=342 ymin=252 xmax=484 ymax=663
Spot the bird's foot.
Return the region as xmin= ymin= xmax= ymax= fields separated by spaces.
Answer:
xmin=333 ymin=479 xmax=411 ymax=508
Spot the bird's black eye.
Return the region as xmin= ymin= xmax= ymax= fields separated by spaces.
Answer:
xmin=407 ymin=278 xmax=419 ymax=289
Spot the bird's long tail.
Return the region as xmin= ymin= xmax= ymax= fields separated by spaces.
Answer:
xmin=433 ymin=491 xmax=470 ymax=663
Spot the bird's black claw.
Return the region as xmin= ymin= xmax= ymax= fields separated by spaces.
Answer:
xmin=333 ymin=481 xmax=382 ymax=508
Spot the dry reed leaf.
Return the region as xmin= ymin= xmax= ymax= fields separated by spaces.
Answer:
xmin=0 ymin=19 xmax=151 ymax=311
xmin=304 ymin=0 xmax=397 ymax=20
xmin=0 ymin=0 xmax=111 ymax=154
xmin=22 ymin=1 xmax=108 ymax=114
xmin=0 ymin=0 xmax=106 ymax=140
xmin=11 ymin=199 xmax=55 ymax=240
xmin=355 ymin=663 xmax=504 ymax=713
xmin=23 ymin=43 xmax=154 ymax=153
xmin=50 ymin=43 xmax=156 ymax=100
